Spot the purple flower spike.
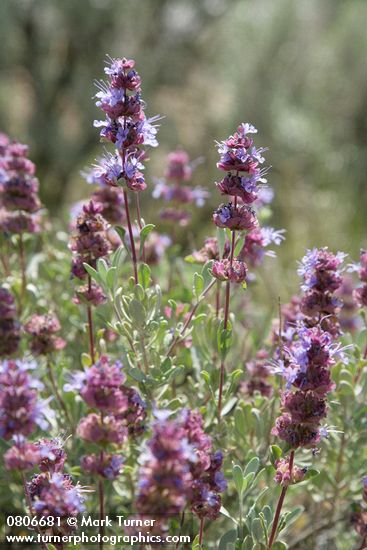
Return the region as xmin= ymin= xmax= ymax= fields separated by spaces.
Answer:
xmin=0 ymin=134 xmax=42 ymax=235
xmin=92 ymin=56 xmax=161 ymax=193
xmin=0 ymin=359 xmax=53 ymax=440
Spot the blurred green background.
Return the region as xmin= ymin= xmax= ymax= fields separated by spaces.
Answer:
xmin=1 ymin=0 xmax=366 ymax=285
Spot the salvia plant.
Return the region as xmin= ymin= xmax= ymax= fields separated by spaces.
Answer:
xmin=0 ymin=56 xmax=366 ymax=550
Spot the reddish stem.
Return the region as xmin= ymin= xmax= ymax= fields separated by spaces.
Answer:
xmin=18 ymin=234 xmax=27 ymax=314
xmin=267 ymin=450 xmax=295 ymax=550
xmin=176 ymin=511 xmax=186 ymax=550
xmin=135 ymin=192 xmax=146 ymax=263
xmin=123 ymin=189 xmax=138 ymax=284
xmin=87 ymin=275 xmax=95 ymax=364
xmin=215 ymin=281 xmax=221 ymax=318
xmin=98 ymin=476 xmax=104 ymax=550
xmin=199 ymin=517 xmax=204 ymax=546
xmin=99 ymin=413 xmax=105 ymax=550
xmin=120 ymin=100 xmax=138 ymax=284
xmin=218 ymin=230 xmax=235 ymax=417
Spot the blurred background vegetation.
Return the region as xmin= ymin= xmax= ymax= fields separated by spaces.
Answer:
xmin=0 ymin=0 xmax=366 ymax=293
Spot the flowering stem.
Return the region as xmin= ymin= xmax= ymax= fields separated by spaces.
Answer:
xmin=135 ymin=192 xmax=143 ymax=230
xmin=218 ymin=230 xmax=235 ymax=417
xmin=0 ymin=238 xmax=10 ymax=276
xmin=266 ymin=450 xmax=295 ymax=550
xmin=215 ymin=281 xmax=221 ymax=318
xmin=47 ymin=357 xmax=73 ymax=428
xmin=165 ymin=279 xmax=216 ymax=357
xmin=98 ymin=475 xmax=104 ymax=550
xmin=354 ymin=341 xmax=367 ymax=383
xmin=176 ymin=511 xmax=186 ymax=550
xmin=199 ymin=517 xmax=204 ymax=546
xmin=99 ymin=412 xmax=105 ymax=550
xmin=86 ymin=275 xmax=96 ymax=364
xmin=123 ymin=189 xmax=138 ymax=284
xmin=135 ymin=193 xmax=146 ymax=263
xmin=18 ymin=234 xmax=27 ymax=313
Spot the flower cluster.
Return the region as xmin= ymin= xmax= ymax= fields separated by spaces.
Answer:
xmin=65 ymin=356 xmax=146 ymax=480
xmin=182 ymin=409 xmax=227 ymax=520
xmin=274 ymin=457 xmax=307 ymax=487
xmin=216 ymin=123 xmax=268 ymax=186
xmin=153 ymin=149 xmax=208 ymax=227
xmin=136 ymin=415 xmax=192 ymax=522
xmin=213 ymin=202 xmax=258 ymax=232
xmin=241 ymin=349 xmax=273 ymax=398
xmin=25 ymin=313 xmax=65 ymax=356
xmin=70 ymin=201 xmax=110 ymax=280
xmin=93 ymin=57 xmax=160 ymax=192
xmin=0 ymin=359 xmax=52 ymax=440
xmin=135 ymin=410 xmax=226 ymax=531
xmin=4 ymin=435 xmax=43 ymax=472
xmin=238 ymin=227 xmax=285 ymax=268
xmin=4 ymin=436 xmax=77 ymax=535
xmin=0 ymin=287 xmax=21 ymax=357
xmin=0 ymin=133 xmax=42 ymax=234
xmin=272 ymin=324 xmax=346 ymax=448
xmin=4 ymin=436 xmax=67 ymax=474
xmin=32 ymin=473 xmax=85 ymax=527
xmin=70 ymin=200 xmax=110 ymax=306
xmin=298 ymin=247 xmax=346 ymax=336
xmin=211 ymin=123 xmax=272 ymax=285
xmin=335 ymin=275 xmax=360 ymax=333
xmin=212 ymin=258 xmax=247 ymax=284
xmin=91 ymin=186 xmax=126 ymax=226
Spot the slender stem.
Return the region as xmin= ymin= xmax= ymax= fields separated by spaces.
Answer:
xmin=218 ymin=230 xmax=235 ymax=417
xmin=198 ymin=517 xmax=204 ymax=546
xmin=215 ymin=281 xmax=221 ymax=318
xmin=47 ymin=358 xmax=73 ymax=428
xmin=165 ymin=279 xmax=216 ymax=357
xmin=335 ymin=430 xmax=346 ymax=484
xmin=18 ymin=234 xmax=27 ymax=313
xmin=218 ymin=282 xmax=230 ymax=417
xmin=354 ymin=340 xmax=367 ymax=383
xmin=267 ymin=450 xmax=295 ymax=550
xmin=176 ymin=511 xmax=186 ymax=550
xmin=135 ymin=192 xmax=146 ymax=264
xmin=135 ymin=192 xmax=143 ymax=230
xmin=98 ymin=477 xmax=104 ymax=550
xmin=118 ymin=110 xmax=138 ymax=284
xmin=99 ymin=413 xmax=105 ymax=550
xmin=87 ymin=275 xmax=95 ymax=364
xmin=0 ymin=244 xmax=10 ymax=276
xmin=123 ymin=189 xmax=138 ymax=284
